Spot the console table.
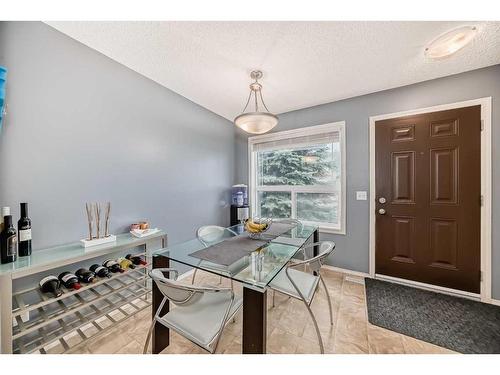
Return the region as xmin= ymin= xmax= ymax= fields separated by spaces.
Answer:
xmin=0 ymin=231 xmax=166 ymax=354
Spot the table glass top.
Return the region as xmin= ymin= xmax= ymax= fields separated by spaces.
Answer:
xmin=153 ymin=223 xmax=317 ymax=291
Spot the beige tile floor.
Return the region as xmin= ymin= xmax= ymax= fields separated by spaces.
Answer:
xmin=67 ymin=268 xmax=456 ymax=354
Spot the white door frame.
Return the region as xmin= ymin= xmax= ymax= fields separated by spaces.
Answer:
xmin=369 ymin=97 xmax=492 ymax=302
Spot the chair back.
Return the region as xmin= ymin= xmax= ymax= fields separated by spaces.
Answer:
xmin=302 ymin=241 xmax=335 ymax=273
xmin=273 ymin=218 xmax=303 ymax=231
xmin=150 ymin=269 xmax=203 ymax=306
xmin=196 ymin=225 xmax=227 ymax=247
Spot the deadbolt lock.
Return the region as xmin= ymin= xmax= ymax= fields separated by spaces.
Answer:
xmin=378 ymin=197 xmax=386 ymax=204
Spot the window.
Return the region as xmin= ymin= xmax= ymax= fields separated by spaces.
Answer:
xmin=248 ymin=122 xmax=346 ymax=234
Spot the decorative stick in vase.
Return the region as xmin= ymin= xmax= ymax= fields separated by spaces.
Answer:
xmin=104 ymin=202 xmax=111 ymax=237
xmin=95 ymin=202 xmax=101 ymax=239
xmin=85 ymin=203 xmax=94 ymax=240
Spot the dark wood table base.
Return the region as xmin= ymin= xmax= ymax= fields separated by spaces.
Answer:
xmin=152 ymin=255 xmax=170 ymax=354
xmin=242 ymin=287 xmax=267 ymax=354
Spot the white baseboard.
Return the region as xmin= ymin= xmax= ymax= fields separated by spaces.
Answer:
xmin=490 ymin=299 xmax=500 ymax=306
xmin=322 ymin=264 xmax=370 ymax=279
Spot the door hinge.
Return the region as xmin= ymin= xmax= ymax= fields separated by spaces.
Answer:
xmin=480 ymin=120 xmax=484 ymax=131
xmin=480 ymin=195 xmax=484 ymax=206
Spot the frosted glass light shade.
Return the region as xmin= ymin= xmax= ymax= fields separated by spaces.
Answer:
xmin=425 ymin=26 xmax=477 ymax=59
xmin=234 ymin=112 xmax=278 ymax=134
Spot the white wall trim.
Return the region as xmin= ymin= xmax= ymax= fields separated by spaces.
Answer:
xmin=247 ymin=121 xmax=347 ymax=235
xmin=322 ymin=264 xmax=370 ymax=279
xmin=368 ymin=97 xmax=492 ymax=302
xmin=490 ymin=299 xmax=500 ymax=307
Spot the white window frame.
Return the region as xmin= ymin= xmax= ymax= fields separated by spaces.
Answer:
xmin=248 ymin=121 xmax=346 ymax=234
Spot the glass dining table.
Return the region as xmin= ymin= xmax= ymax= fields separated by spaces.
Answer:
xmin=151 ymin=222 xmax=319 ymax=354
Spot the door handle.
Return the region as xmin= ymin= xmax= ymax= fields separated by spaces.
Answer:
xmin=378 ymin=208 xmax=386 ymax=215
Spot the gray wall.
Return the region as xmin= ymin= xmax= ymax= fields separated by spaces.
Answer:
xmin=235 ymin=64 xmax=500 ymax=299
xmin=0 ymin=22 xmax=234 ymax=255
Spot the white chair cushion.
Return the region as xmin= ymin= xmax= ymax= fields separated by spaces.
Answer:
xmin=159 ymin=291 xmax=242 ymax=350
xmin=269 ymin=268 xmax=320 ymax=304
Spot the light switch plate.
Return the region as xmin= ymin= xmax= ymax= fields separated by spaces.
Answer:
xmin=356 ymin=191 xmax=367 ymax=200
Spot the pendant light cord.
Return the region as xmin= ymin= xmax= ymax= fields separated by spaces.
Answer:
xmin=240 ymin=76 xmax=271 ymax=114
xmin=240 ymin=90 xmax=252 ymax=113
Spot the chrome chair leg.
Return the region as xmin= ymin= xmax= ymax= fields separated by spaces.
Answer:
xmin=301 ymin=298 xmax=324 ymax=354
xmin=191 ymin=268 xmax=198 ymax=285
xmin=143 ymin=319 xmax=156 ymax=354
xmin=320 ymin=275 xmax=334 ymax=325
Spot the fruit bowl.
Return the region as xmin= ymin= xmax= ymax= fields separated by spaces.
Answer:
xmin=245 ymin=218 xmax=273 ymax=240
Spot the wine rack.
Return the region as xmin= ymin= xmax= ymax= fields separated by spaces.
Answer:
xmin=0 ymin=231 xmax=167 ymax=354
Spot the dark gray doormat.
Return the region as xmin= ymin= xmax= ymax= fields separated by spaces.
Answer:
xmin=365 ymin=278 xmax=500 ymax=354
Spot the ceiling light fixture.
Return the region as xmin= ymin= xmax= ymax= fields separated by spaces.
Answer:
xmin=234 ymin=70 xmax=278 ymax=134
xmin=425 ymin=26 xmax=477 ymax=60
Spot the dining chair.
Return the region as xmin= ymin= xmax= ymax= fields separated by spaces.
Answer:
xmin=193 ymin=225 xmax=236 ymax=286
xmin=143 ymin=268 xmax=243 ymax=354
xmin=268 ymin=241 xmax=335 ymax=353
xmin=272 ymin=218 xmax=307 ymax=268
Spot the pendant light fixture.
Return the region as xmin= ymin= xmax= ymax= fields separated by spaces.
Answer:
xmin=234 ymin=70 xmax=278 ymax=134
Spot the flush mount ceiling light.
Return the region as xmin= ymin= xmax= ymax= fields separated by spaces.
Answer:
xmin=425 ymin=26 xmax=477 ymax=60
xmin=234 ymin=70 xmax=278 ymax=134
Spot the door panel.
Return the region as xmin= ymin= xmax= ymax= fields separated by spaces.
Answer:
xmin=391 ymin=216 xmax=416 ymax=264
xmin=429 ymin=218 xmax=458 ymax=271
xmin=375 ymin=105 xmax=481 ymax=293
xmin=430 ymin=147 xmax=458 ymax=204
xmin=391 ymin=151 xmax=415 ymax=203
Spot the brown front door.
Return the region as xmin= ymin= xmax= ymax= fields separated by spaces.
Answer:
xmin=375 ymin=105 xmax=481 ymax=293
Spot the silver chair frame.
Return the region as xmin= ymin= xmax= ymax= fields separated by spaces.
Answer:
xmin=270 ymin=241 xmax=335 ymax=354
xmin=192 ymin=226 xmax=237 ymax=287
xmin=143 ymin=268 xmax=239 ymax=354
xmin=273 ymin=218 xmax=308 ymax=269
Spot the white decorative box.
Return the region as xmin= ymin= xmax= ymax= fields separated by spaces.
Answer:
xmin=80 ymin=234 xmax=117 ymax=248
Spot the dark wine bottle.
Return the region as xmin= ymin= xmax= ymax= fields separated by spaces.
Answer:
xmin=75 ymin=268 xmax=96 ymax=283
xmin=58 ymin=271 xmax=81 ymax=290
xmin=103 ymin=259 xmax=124 ymax=273
xmin=39 ymin=275 xmax=63 ymax=297
xmin=90 ymin=264 xmax=112 ymax=278
xmin=18 ymin=202 xmax=32 ymax=257
xmin=126 ymin=254 xmax=147 ymax=266
xmin=1 ymin=215 xmax=17 ymax=264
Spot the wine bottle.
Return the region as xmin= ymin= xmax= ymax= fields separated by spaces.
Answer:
xmin=103 ymin=259 xmax=124 ymax=273
xmin=89 ymin=264 xmax=111 ymax=278
xmin=125 ymin=254 xmax=147 ymax=266
xmin=117 ymin=257 xmax=135 ymax=270
xmin=58 ymin=272 xmax=81 ymax=290
xmin=1 ymin=215 xmax=17 ymax=264
xmin=18 ymin=203 xmax=32 ymax=257
xmin=0 ymin=207 xmax=10 ymax=232
xmin=75 ymin=268 xmax=96 ymax=283
xmin=39 ymin=275 xmax=63 ymax=297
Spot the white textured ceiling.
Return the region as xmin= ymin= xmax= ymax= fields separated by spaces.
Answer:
xmin=46 ymin=21 xmax=500 ymax=120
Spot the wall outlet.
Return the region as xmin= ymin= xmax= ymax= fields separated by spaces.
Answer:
xmin=356 ymin=191 xmax=367 ymax=200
